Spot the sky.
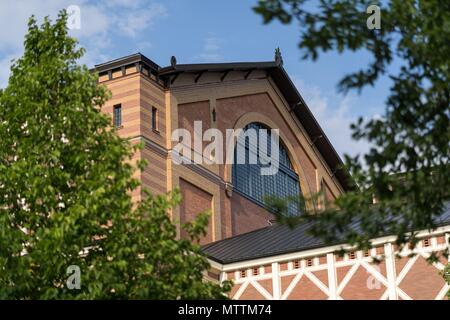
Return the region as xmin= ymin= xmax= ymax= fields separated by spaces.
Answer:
xmin=0 ymin=0 xmax=392 ymax=160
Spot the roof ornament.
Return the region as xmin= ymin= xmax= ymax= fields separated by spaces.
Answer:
xmin=274 ymin=47 xmax=283 ymax=66
xmin=170 ymin=55 xmax=177 ymax=68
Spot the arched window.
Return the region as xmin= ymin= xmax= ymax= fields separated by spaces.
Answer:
xmin=232 ymin=122 xmax=301 ymax=215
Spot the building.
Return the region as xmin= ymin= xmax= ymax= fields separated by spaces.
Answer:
xmin=94 ymin=52 xmax=450 ymax=300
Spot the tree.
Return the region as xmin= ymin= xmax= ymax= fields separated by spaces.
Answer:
xmin=255 ymin=0 xmax=449 ymax=271
xmin=0 ymin=11 xmax=230 ymax=299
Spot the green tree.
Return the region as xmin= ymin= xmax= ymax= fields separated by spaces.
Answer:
xmin=255 ymin=0 xmax=449 ymax=282
xmin=0 ymin=11 xmax=230 ymax=299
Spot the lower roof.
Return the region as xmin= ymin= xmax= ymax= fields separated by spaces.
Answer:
xmin=202 ymin=203 xmax=450 ymax=264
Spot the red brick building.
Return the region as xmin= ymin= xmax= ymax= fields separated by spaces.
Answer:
xmin=94 ymin=52 xmax=450 ymax=300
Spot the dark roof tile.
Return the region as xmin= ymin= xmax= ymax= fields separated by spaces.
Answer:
xmin=203 ymin=204 xmax=450 ymax=264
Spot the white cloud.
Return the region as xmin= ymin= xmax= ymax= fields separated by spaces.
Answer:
xmin=196 ymin=34 xmax=225 ymax=62
xmin=117 ymin=4 xmax=167 ymax=37
xmin=103 ymin=0 xmax=145 ymax=9
xmin=68 ymin=3 xmax=110 ymax=39
xmin=0 ymin=0 xmax=167 ymax=88
xmin=292 ymin=77 xmax=373 ymax=159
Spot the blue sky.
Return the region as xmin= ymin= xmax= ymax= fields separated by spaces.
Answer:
xmin=0 ymin=0 xmax=391 ymax=158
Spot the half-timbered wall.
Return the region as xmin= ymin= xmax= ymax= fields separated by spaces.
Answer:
xmin=214 ymin=230 xmax=450 ymax=300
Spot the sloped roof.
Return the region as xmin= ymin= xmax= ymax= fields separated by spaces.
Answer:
xmin=93 ymin=53 xmax=354 ymax=191
xmin=159 ymin=60 xmax=354 ymax=192
xmin=202 ymin=204 xmax=450 ymax=264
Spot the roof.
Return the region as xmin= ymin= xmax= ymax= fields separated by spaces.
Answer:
xmin=158 ymin=61 xmax=279 ymax=75
xmin=94 ymin=53 xmax=161 ymax=73
xmin=202 ymin=203 xmax=450 ymax=264
xmin=159 ymin=59 xmax=355 ymax=191
xmin=93 ymin=53 xmax=354 ymax=191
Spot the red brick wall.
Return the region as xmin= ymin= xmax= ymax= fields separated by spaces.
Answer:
xmin=178 ymin=100 xmax=211 ymax=149
xmin=220 ymin=187 xmax=233 ymax=239
xmin=323 ymin=179 xmax=337 ymax=203
xmin=101 ymin=72 xmax=168 ymax=200
xmin=396 ymin=255 xmax=447 ymax=300
xmin=285 ymin=274 xmax=328 ymax=300
xmin=338 ymin=261 xmax=387 ymax=300
xmin=141 ymin=146 xmax=166 ymax=196
xmin=140 ymin=77 xmax=166 ymax=147
xmin=101 ymin=74 xmax=141 ymax=139
xmin=179 ymin=178 xmax=213 ymax=244
xmin=230 ymin=192 xmax=273 ymax=235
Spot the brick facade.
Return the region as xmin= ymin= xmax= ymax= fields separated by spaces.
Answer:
xmin=97 ymin=54 xmax=345 ymax=241
xmin=231 ymin=192 xmax=274 ymax=236
xmin=179 ymin=178 xmax=213 ymax=244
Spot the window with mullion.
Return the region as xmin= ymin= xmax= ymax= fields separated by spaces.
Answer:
xmin=113 ymin=104 xmax=122 ymax=128
xmin=233 ymin=122 xmax=301 ymax=215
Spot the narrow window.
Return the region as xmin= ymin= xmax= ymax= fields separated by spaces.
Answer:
xmin=319 ymin=178 xmax=327 ymax=210
xmin=349 ymin=252 xmax=356 ymax=260
xmin=240 ymin=270 xmax=246 ymax=278
xmin=293 ymin=260 xmax=300 ymax=269
xmin=306 ymin=259 xmax=313 ymax=267
xmin=151 ymin=106 xmax=158 ymax=131
xmin=423 ymin=239 xmax=430 ymax=247
xmin=252 ymin=268 xmax=259 ymax=276
xmin=113 ymin=104 xmax=122 ymax=128
xmin=364 ymin=250 xmax=370 ymax=257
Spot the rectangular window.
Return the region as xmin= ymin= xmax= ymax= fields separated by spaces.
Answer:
xmin=151 ymin=106 xmax=158 ymax=131
xmin=113 ymin=104 xmax=122 ymax=128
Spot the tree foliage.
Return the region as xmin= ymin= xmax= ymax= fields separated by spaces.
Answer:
xmin=255 ymin=0 xmax=449 ymax=269
xmin=0 ymin=11 xmax=230 ymax=299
